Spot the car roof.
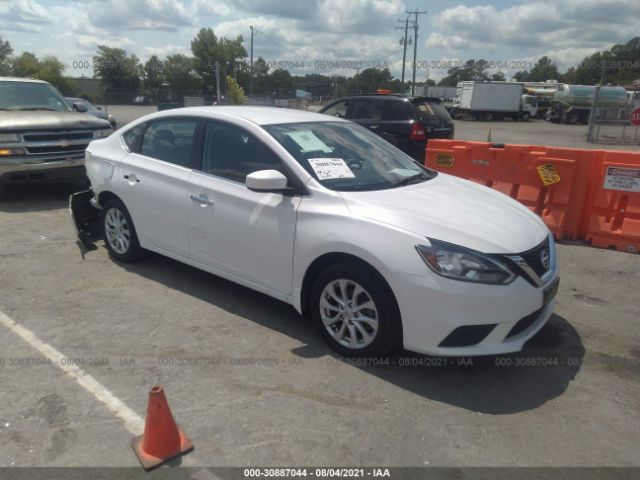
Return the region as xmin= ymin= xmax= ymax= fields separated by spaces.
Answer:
xmin=148 ymin=106 xmax=347 ymax=126
xmin=0 ymin=76 xmax=49 ymax=84
xmin=330 ymin=94 xmax=443 ymax=104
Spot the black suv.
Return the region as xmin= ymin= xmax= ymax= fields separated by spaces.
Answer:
xmin=319 ymin=94 xmax=454 ymax=161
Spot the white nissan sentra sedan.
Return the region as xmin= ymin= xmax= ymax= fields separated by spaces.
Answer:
xmin=79 ymin=106 xmax=559 ymax=357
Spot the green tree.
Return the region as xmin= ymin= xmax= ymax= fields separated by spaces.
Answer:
xmin=491 ymin=71 xmax=506 ymax=81
xmin=346 ymin=67 xmax=395 ymax=94
xmin=143 ymin=55 xmax=164 ymax=99
xmin=191 ymin=27 xmax=247 ymax=91
xmin=38 ymin=56 xmax=74 ymax=93
xmin=163 ymin=54 xmax=200 ymax=97
xmin=252 ymin=57 xmax=272 ymax=95
xmin=438 ymin=59 xmax=491 ymax=86
xmin=226 ymin=75 xmax=248 ymax=104
xmin=571 ymin=37 xmax=640 ymax=85
xmin=513 ymin=70 xmax=530 ymax=82
xmin=0 ymin=36 xmax=13 ymax=75
xmin=11 ymin=52 xmax=39 ymax=77
xmin=270 ymin=69 xmax=295 ymax=97
xmin=561 ymin=66 xmax=577 ymax=84
xmin=93 ymin=46 xmax=141 ymax=91
xmin=528 ymin=56 xmax=560 ymax=82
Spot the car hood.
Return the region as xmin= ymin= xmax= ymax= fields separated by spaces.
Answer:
xmin=0 ymin=110 xmax=111 ymax=131
xmin=340 ymin=173 xmax=548 ymax=254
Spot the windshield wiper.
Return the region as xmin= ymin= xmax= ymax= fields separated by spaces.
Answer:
xmin=16 ymin=107 xmax=57 ymax=111
xmin=391 ymin=172 xmax=431 ymax=188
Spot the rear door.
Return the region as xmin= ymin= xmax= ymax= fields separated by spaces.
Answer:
xmin=348 ymin=98 xmax=413 ymax=149
xmin=115 ymin=117 xmax=201 ymax=257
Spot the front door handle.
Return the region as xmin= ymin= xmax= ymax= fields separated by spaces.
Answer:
xmin=369 ymin=125 xmax=380 ymax=130
xmin=190 ymin=193 xmax=214 ymax=206
xmin=124 ymin=174 xmax=140 ymax=183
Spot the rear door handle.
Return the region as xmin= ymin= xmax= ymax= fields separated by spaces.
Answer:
xmin=190 ymin=193 xmax=214 ymax=206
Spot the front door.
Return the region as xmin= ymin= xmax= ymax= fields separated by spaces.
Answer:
xmin=188 ymin=121 xmax=299 ymax=295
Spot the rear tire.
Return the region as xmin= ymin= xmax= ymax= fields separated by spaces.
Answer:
xmin=310 ymin=264 xmax=402 ymax=357
xmin=103 ymin=198 xmax=144 ymax=262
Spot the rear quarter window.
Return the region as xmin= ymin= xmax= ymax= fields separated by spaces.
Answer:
xmin=122 ymin=123 xmax=145 ymax=152
xmin=412 ymin=100 xmax=453 ymax=124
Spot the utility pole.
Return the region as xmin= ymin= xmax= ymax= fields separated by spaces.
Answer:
xmin=215 ymin=60 xmax=221 ymax=104
xmin=249 ymin=26 xmax=254 ymax=98
xmin=396 ymin=17 xmax=411 ymax=94
xmin=406 ymin=9 xmax=427 ymax=96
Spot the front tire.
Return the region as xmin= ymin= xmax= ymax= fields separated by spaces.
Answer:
xmin=310 ymin=264 xmax=401 ymax=357
xmin=103 ymin=198 xmax=144 ymax=262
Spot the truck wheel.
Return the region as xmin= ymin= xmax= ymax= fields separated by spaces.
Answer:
xmin=520 ymin=112 xmax=531 ymax=122
xmin=567 ymin=112 xmax=578 ymax=125
xmin=103 ymin=198 xmax=144 ymax=262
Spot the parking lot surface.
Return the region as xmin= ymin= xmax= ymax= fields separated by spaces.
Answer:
xmin=0 ymin=183 xmax=639 ymax=468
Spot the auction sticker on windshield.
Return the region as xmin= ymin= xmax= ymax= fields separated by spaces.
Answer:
xmin=603 ymin=166 xmax=640 ymax=192
xmin=287 ymin=130 xmax=333 ymax=153
xmin=308 ymin=158 xmax=355 ymax=180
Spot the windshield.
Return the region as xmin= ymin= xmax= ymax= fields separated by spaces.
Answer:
xmin=264 ymin=121 xmax=437 ymax=192
xmin=0 ymin=81 xmax=71 ymax=111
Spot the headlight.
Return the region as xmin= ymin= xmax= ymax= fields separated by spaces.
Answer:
xmin=93 ymin=128 xmax=113 ymax=139
xmin=0 ymin=133 xmax=21 ymax=143
xmin=416 ymin=239 xmax=515 ymax=284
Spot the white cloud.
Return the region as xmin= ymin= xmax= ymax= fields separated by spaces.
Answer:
xmin=0 ymin=0 xmax=52 ymax=32
xmin=142 ymin=44 xmax=189 ymax=58
xmin=427 ymin=0 xmax=639 ymax=64
xmin=86 ymin=0 xmax=195 ymax=31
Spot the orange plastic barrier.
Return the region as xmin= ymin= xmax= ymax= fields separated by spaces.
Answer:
xmin=425 ymin=140 xmax=594 ymax=240
xmin=582 ymin=150 xmax=640 ymax=253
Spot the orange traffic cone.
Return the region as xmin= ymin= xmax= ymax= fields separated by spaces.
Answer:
xmin=131 ymin=386 xmax=193 ymax=470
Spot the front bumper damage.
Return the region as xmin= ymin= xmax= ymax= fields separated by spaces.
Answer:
xmin=69 ymin=190 xmax=101 ymax=252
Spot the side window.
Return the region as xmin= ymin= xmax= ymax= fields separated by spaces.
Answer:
xmin=382 ymin=100 xmax=413 ymax=120
xmin=140 ymin=118 xmax=198 ymax=167
xmin=122 ymin=123 xmax=145 ymax=152
xmin=322 ymin=100 xmax=349 ymax=118
xmin=351 ymin=100 xmax=383 ymax=120
xmin=201 ymin=123 xmax=285 ymax=183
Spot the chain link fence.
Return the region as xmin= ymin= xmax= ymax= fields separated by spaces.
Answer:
xmin=588 ymin=87 xmax=640 ymax=145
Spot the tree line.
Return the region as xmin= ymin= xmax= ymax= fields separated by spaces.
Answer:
xmin=1 ymin=31 xmax=638 ymax=104
xmin=438 ymin=37 xmax=640 ymax=86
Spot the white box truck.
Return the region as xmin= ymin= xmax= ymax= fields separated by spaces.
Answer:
xmin=451 ymin=81 xmax=538 ymax=121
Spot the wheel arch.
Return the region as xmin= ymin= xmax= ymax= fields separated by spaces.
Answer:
xmin=299 ymin=252 xmax=399 ymax=317
xmin=97 ymin=190 xmax=122 ymax=209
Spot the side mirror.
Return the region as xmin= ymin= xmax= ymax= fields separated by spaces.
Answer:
xmin=245 ymin=170 xmax=288 ymax=192
xmin=73 ymin=102 xmax=88 ymax=113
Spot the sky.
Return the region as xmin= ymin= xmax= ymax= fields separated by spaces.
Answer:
xmin=0 ymin=0 xmax=638 ymax=82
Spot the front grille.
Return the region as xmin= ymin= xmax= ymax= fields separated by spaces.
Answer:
xmin=26 ymin=144 xmax=88 ymax=155
xmin=519 ymin=238 xmax=550 ymax=278
xmin=23 ymin=131 xmax=93 ymax=142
